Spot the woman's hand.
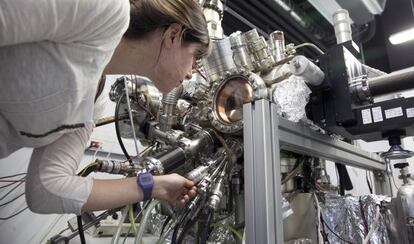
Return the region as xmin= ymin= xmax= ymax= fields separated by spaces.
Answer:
xmin=152 ymin=173 xmax=197 ymax=205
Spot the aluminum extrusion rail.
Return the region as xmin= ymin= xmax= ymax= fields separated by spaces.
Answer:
xmin=277 ymin=118 xmax=385 ymax=171
xmin=243 ymin=99 xmax=385 ymax=244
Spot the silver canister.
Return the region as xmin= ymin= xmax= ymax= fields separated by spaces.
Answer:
xmin=269 ymin=30 xmax=286 ymax=63
xmin=201 ymin=37 xmax=237 ymax=83
xmin=289 ymin=55 xmax=325 ymax=86
xmin=243 ymin=29 xmax=275 ymax=72
xmin=396 ymin=183 xmax=414 ymax=243
xmin=229 ymin=31 xmax=254 ymax=71
xmin=332 ymin=9 xmax=352 ymax=44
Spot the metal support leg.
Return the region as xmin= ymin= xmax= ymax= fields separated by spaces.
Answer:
xmin=244 ymin=99 xmax=284 ymax=244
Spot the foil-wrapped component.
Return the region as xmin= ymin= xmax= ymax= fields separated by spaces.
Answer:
xmin=147 ymin=207 xmax=169 ymax=237
xmin=208 ymin=215 xmax=238 ymax=243
xmin=320 ymin=193 xmax=391 ymax=244
xmin=285 ymin=238 xmax=312 ymax=244
xmin=272 ymin=76 xmax=312 ymax=122
xmin=359 ymin=195 xmax=392 ymax=244
xmin=282 ymin=197 xmax=294 ymax=219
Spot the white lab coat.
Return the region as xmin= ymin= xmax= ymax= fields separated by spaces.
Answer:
xmin=0 ymin=0 xmax=130 ymax=214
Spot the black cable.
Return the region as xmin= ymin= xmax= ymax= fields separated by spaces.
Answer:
xmin=77 ymin=215 xmax=86 ymax=244
xmin=321 ymin=216 xmax=355 ymax=244
xmin=76 ymin=165 xmax=95 ymax=244
xmin=0 ymin=180 xmax=24 ymax=201
xmin=171 ymin=210 xmax=190 ymax=244
xmin=0 ymin=173 xmax=26 ymax=179
xmin=115 ymin=94 xmax=133 ymax=164
xmin=57 ymin=226 xmax=70 ymax=235
xmin=366 ymin=171 xmax=373 ymax=194
xmin=177 ymin=208 xmax=208 ymax=244
xmin=0 ymin=180 xmax=23 ymax=190
xmin=320 ymin=215 xmax=330 ymax=244
xmin=198 ymin=209 xmax=214 ymax=244
xmin=0 ymin=192 xmax=25 ymax=207
xmin=177 ymin=217 xmax=196 ymax=244
xmin=0 ymin=206 xmax=28 ymax=220
xmin=160 ymin=216 xmax=172 ymax=235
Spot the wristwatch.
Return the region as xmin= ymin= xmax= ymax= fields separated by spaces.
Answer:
xmin=137 ymin=172 xmax=154 ymax=201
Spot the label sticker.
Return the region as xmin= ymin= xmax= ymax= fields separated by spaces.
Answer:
xmin=361 ymin=109 xmax=372 ymax=124
xmin=372 ymin=106 xmax=383 ymax=122
xmin=407 ymin=108 xmax=414 ymax=118
xmin=385 ymin=107 xmax=403 ymax=119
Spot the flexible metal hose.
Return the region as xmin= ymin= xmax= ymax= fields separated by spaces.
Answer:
xmin=111 ymin=206 xmax=129 ymax=244
xmin=159 ymin=85 xmax=183 ymax=131
xmin=134 ymin=200 xmax=159 ymax=244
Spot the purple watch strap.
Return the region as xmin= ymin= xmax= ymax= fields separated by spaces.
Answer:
xmin=137 ymin=172 xmax=154 ymax=201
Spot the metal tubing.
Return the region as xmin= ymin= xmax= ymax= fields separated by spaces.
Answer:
xmin=367 ymin=66 xmax=414 ymax=97
xmin=332 ymin=9 xmax=352 ymax=44
xmin=134 ymin=200 xmax=159 ymax=244
xmin=111 ymin=206 xmax=129 ymax=244
xmin=157 ymin=147 xmax=186 ymax=173
xmin=159 ymin=85 xmax=183 ymax=132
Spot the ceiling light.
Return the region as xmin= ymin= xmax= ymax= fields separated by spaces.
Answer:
xmin=360 ymin=0 xmax=386 ymax=15
xmin=389 ymin=27 xmax=414 ymax=45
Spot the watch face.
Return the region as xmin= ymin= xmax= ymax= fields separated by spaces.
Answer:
xmin=141 ymin=176 xmax=152 ymax=183
xmin=139 ymin=173 xmax=154 ymax=189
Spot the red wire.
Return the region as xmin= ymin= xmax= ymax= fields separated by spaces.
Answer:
xmin=135 ymin=99 xmax=156 ymax=120
xmin=139 ymin=145 xmax=153 ymax=156
xmin=125 ymin=75 xmax=155 ymax=120
xmin=182 ymin=105 xmax=193 ymax=117
xmin=119 ymin=145 xmax=153 ymax=164
xmin=195 ymin=68 xmax=208 ymax=81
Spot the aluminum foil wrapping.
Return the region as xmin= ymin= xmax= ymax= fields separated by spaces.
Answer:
xmin=282 ymin=197 xmax=294 ymax=219
xmin=272 ymin=76 xmax=311 ymax=122
xmin=321 ymin=193 xmax=391 ymax=244
xmin=285 ymin=238 xmax=312 ymax=244
xmin=147 ymin=207 xmax=169 ymax=236
xmin=208 ymin=215 xmax=238 ymax=243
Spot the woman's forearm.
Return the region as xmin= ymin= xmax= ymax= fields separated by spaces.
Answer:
xmin=81 ymin=177 xmax=143 ymax=212
xmin=81 ymin=173 xmax=197 ymax=212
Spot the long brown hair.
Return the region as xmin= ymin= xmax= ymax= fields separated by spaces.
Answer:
xmin=126 ymin=0 xmax=210 ymax=59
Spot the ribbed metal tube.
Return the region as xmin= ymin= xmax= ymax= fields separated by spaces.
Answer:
xmin=159 ymin=85 xmax=183 ymax=131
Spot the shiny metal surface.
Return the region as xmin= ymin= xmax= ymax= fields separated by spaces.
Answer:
xmin=243 ymin=29 xmax=275 ymax=72
xmin=269 ymin=30 xmax=286 ymax=63
xmin=201 ymin=37 xmax=237 ymax=83
xmin=332 ymin=9 xmax=352 ymax=44
xmin=396 ymin=182 xmax=414 ymax=243
xmin=230 ymin=31 xmax=254 ymax=71
xmin=289 ymin=55 xmax=325 ymax=86
xmin=209 ymin=71 xmax=267 ymax=133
